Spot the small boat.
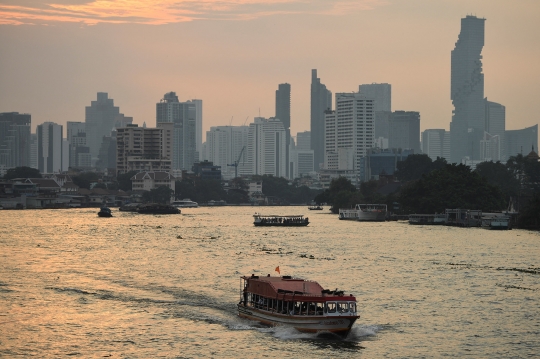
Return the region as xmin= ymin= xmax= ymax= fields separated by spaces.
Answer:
xmin=119 ymin=203 xmax=139 ymax=212
xmin=308 ymin=205 xmax=323 ymax=210
xmin=238 ymin=274 xmax=359 ymax=336
xmin=409 ymin=214 xmax=446 ymax=225
xmin=253 ymin=213 xmax=309 ymax=226
xmin=137 ymin=203 xmax=180 ymax=214
xmin=482 ymin=214 xmax=511 ymax=230
xmin=97 ymin=207 xmax=112 ymax=217
xmin=171 ymin=199 xmax=199 ymax=208
xmin=356 ymin=204 xmax=387 ymax=222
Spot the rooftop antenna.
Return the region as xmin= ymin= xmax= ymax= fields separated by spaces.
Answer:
xmin=229 ymin=116 xmax=233 ymax=126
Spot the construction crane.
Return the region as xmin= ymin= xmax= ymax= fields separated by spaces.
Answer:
xmin=227 ymin=146 xmax=245 ymax=179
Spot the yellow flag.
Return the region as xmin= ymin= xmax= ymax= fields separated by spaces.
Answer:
xmin=275 ymin=266 xmax=280 ymax=274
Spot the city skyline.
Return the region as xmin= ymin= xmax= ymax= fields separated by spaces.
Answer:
xmin=0 ymin=1 xmax=539 ymax=144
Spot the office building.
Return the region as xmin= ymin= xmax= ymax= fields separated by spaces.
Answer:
xmin=66 ymin=122 xmax=91 ymax=169
xmin=505 ymin=125 xmax=538 ymax=159
xmin=310 ymin=69 xmax=332 ymax=170
xmin=156 ymin=92 xmax=198 ymax=171
xmin=85 ymin=93 xmax=131 ymax=165
xmin=0 ymin=112 xmax=31 ymax=170
xmin=358 ymin=83 xmax=391 ymax=112
xmin=276 ymin=83 xmax=291 ymax=177
xmin=37 ymin=122 xmax=63 ymax=174
xmin=247 ymin=117 xmax=287 ymax=177
xmin=484 ymin=99 xmax=506 ymax=161
xmin=450 ymin=15 xmax=486 ymax=163
xmin=289 ymin=132 xmax=314 ymax=179
xmin=388 ymin=111 xmax=421 ymax=153
xmin=422 ymin=129 xmax=450 ymax=161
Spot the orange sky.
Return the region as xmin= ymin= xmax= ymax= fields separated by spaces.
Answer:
xmin=0 ymin=0 xmax=539 ymax=142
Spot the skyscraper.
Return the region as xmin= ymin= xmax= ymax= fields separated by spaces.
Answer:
xmin=206 ymin=125 xmax=249 ymax=180
xmin=156 ymin=92 xmax=198 ymax=171
xmin=358 ymin=83 xmax=391 ymax=112
xmin=247 ymin=117 xmax=287 ymax=177
xmin=450 ymin=15 xmax=486 ymax=163
xmin=0 ymin=112 xmax=31 ymax=170
xmin=484 ymin=99 xmax=506 ymax=161
xmin=275 ymin=83 xmax=291 ymax=177
xmin=310 ymin=69 xmax=332 ymax=170
xmin=422 ymin=129 xmax=450 ymax=161
xmin=388 ymin=111 xmax=421 ymax=153
xmin=37 ymin=122 xmax=63 ymax=174
xmin=85 ymin=93 xmax=131 ymax=165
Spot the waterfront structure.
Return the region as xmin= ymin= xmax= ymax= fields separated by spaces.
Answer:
xmin=310 ymin=69 xmax=332 ymax=170
xmin=116 ymin=123 xmax=173 ymax=175
xmin=505 ymin=125 xmax=538 ymax=158
xmin=206 ymin=125 xmax=249 ymax=180
xmin=156 ymin=92 xmax=198 ymax=171
xmin=36 ymin=122 xmax=64 ymax=174
xmin=324 ymin=92 xmax=376 ymax=183
xmin=276 ymin=83 xmax=291 ymax=177
xmin=85 ymin=92 xmax=132 ymax=165
xmin=450 ymin=15 xmax=486 ymax=163
xmin=247 ymin=117 xmax=287 ymax=177
xmin=388 ymin=111 xmax=421 ymax=153
xmin=422 ymin=129 xmax=450 ymax=161
xmin=0 ymin=112 xmax=31 ymax=170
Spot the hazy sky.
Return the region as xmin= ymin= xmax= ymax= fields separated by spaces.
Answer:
xmin=1 ymin=0 xmax=539 ymax=141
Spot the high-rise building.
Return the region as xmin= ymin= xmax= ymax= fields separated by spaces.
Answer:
xmin=358 ymin=83 xmax=391 ymax=112
xmin=67 ymin=122 xmax=91 ymax=169
xmin=247 ymin=117 xmax=287 ymax=177
xmin=191 ymin=99 xmax=203 ymax=161
xmin=388 ymin=111 xmax=421 ymax=153
xmin=206 ymin=125 xmax=249 ymax=180
xmin=310 ymin=69 xmax=332 ymax=170
xmin=156 ymin=92 xmax=198 ymax=171
xmin=0 ymin=112 xmax=31 ymax=170
xmin=450 ymin=15 xmax=486 ymax=163
xmin=36 ymin=122 xmax=63 ymax=174
xmin=422 ymin=129 xmax=450 ymax=161
xmin=116 ymin=123 xmax=173 ymax=175
xmin=324 ymin=93 xmax=376 ymax=182
xmin=505 ymin=125 xmax=538 ymax=159
xmin=484 ymin=99 xmax=506 ymax=161
xmin=85 ymin=93 xmax=131 ymax=165
xmin=296 ymin=131 xmax=311 ymax=151
xmin=276 ymin=83 xmax=291 ymax=177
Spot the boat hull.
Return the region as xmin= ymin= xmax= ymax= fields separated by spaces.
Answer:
xmin=253 ymin=222 xmax=309 ymax=227
xmin=357 ymin=211 xmax=386 ymax=221
xmin=237 ymin=305 xmax=358 ymax=335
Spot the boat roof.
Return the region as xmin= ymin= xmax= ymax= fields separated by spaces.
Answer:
xmin=253 ymin=214 xmax=304 ymax=218
xmin=241 ymin=275 xmax=355 ymax=301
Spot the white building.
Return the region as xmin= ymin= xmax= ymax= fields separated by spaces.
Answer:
xmin=247 ymin=117 xmax=287 ymax=177
xmin=205 ymin=125 xmax=249 ymax=179
xmin=324 ymin=93 xmax=375 ymax=182
xmin=131 ymin=171 xmax=176 ymax=193
xmin=37 ymin=122 xmax=63 ymax=174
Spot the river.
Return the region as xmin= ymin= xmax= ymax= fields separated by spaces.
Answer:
xmin=1 ymin=207 xmax=538 ymax=358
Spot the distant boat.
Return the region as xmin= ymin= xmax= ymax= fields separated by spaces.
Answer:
xmin=171 ymin=199 xmax=199 ymax=208
xmin=308 ymin=205 xmax=323 ymax=210
xmin=97 ymin=207 xmax=112 ymax=217
xmin=253 ymin=213 xmax=309 ymax=227
xmin=119 ymin=203 xmax=139 ymax=212
xmin=137 ymin=203 xmax=180 ymax=214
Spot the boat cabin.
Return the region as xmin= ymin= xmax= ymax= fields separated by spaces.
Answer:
xmin=239 ymin=275 xmax=357 ymax=317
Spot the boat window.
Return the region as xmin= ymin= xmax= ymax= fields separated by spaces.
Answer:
xmin=337 ymin=302 xmax=349 ymax=313
xmin=349 ymin=302 xmax=357 ymax=313
xmin=326 ymin=302 xmax=336 ymax=313
xmin=316 ymin=302 xmax=324 ymax=315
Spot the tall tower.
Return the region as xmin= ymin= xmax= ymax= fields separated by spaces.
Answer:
xmin=275 ymin=83 xmax=291 ymax=177
xmin=37 ymin=122 xmax=63 ymax=174
xmin=156 ymin=92 xmax=197 ymax=170
xmin=450 ymin=15 xmax=486 ymax=163
xmin=358 ymin=83 xmax=391 ymax=112
xmin=310 ymin=69 xmax=332 ymax=171
xmin=0 ymin=112 xmax=31 ymax=169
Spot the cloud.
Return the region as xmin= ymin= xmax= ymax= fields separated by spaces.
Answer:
xmin=0 ymin=0 xmax=386 ymax=26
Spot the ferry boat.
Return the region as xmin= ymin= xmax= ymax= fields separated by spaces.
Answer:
xmin=308 ymin=205 xmax=323 ymax=210
xmin=171 ymin=199 xmax=199 ymax=208
xmin=356 ymin=204 xmax=387 ymax=222
xmin=253 ymin=213 xmax=309 ymax=226
xmin=137 ymin=203 xmax=180 ymax=214
xmin=338 ymin=208 xmax=358 ymax=220
xmin=238 ymin=274 xmax=359 ymax=336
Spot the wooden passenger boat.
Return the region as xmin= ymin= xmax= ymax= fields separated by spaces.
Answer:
xmin=97 ymin=207 xmax=112 ymax=217
xmin=237 ymin=274 xmax=359 ymax=336
xmin=253 ymin=214 xmax=309 ymax=226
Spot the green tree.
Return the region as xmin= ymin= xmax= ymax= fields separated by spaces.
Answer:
xmin=116 ymin=170 xmax=138 ymax=191
xmin=399 ymin=163 xmax=505 ymax=214
xmin=395 ymin=154 xmax=434 ymax=182
xmin=475 ymin=161 xmax=520 ymax=202
xmin=314 ymin=177 xmax=359 ymax=213
xmin=142 ymin=186 xmax=174 ymax=204
xmin=3 ymin=166 xmax=42 ymax=180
